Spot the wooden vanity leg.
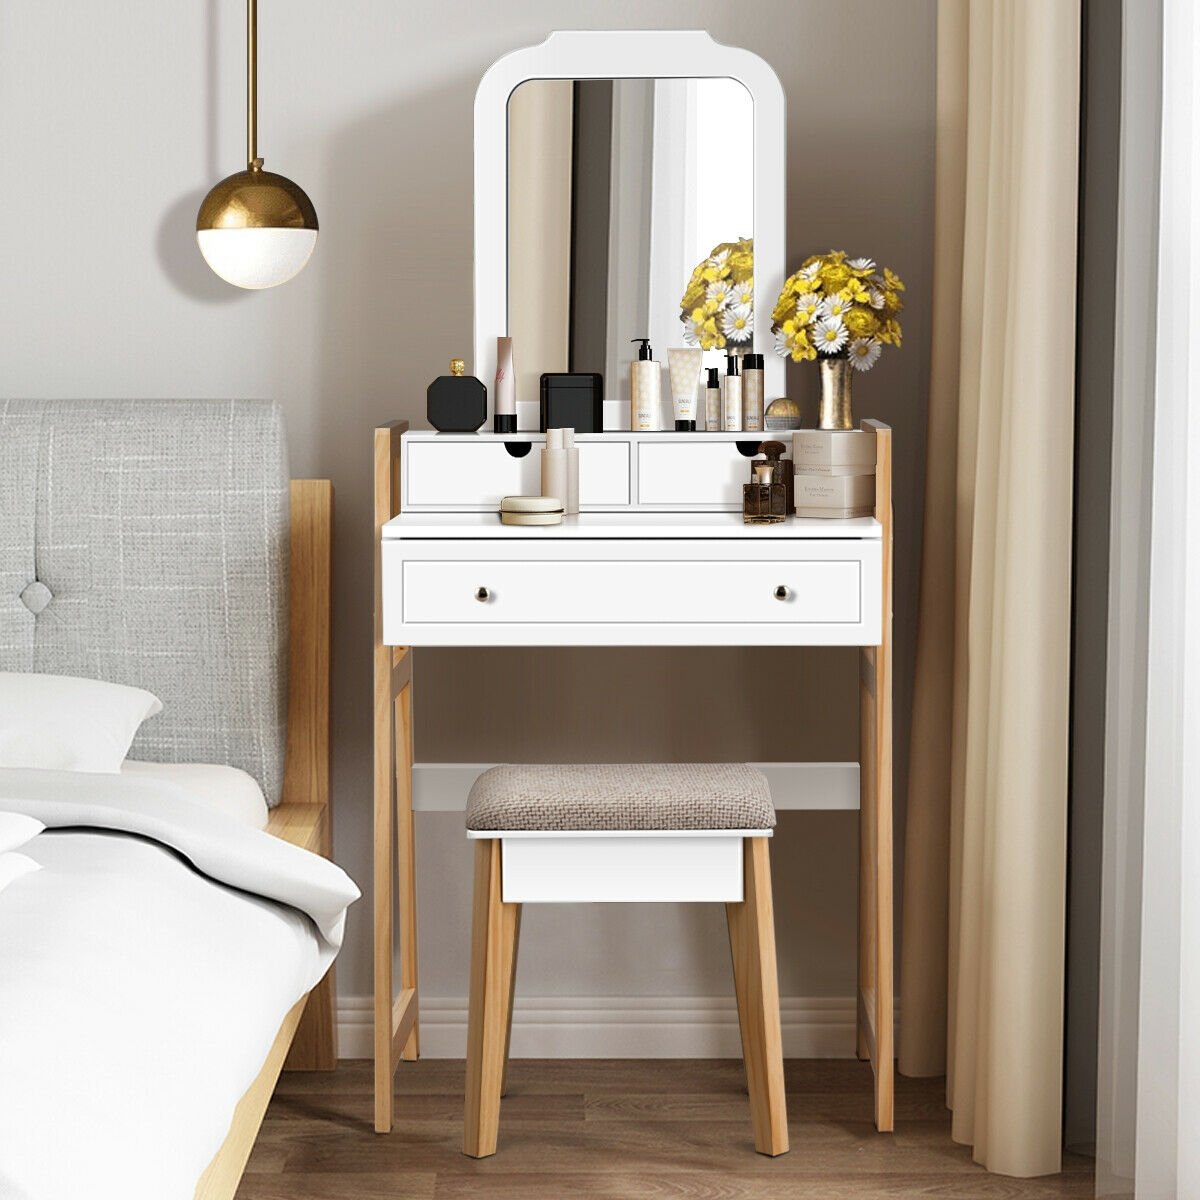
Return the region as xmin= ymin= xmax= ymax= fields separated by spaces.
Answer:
xmin=373 ymin=419 xmax=416 ymax=1135
xmin=464 ymin=839 xmax=519 ymax=1158
xmin=726 ymin=837 xmax=789 ymax=1157
xmin=858 ymin=419 xmax=894 ymax=1134
xmin=500 ymin=904 xmax=522 ymax=1099
xmin=395 ymin=680 xmax=419 ymax=1060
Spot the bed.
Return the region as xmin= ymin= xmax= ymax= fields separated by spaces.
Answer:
xmin=0 ymin=400 xmax=350 ymax=1200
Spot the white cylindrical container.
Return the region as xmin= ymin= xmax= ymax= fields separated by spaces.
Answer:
xmin=630 ymin=338 xmax=661 ymax=431
xmin=723 ymin=352 xmax=742 ymax=432
xmin=742 ymin=352 xmax=765 ymax=432
xmin=541 ymin=427 xmax=567 ymax=507
xmin=563 ymin=427 xmax=580 ymax=515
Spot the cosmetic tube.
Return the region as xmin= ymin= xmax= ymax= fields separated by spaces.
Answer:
xmin=541 ymin=427 xmax=567 ymax=507
xmin=723 ymin=353 xmax=742 ymax=431
xmin=667 ymin=347 xmax=703 ymax=432
xmin=563 ymin=427 xmax=580 ymax=515
xmin=494 ymin=336 xmax=516 ymax=433
xmin=705 ymin=367 xmax=722 ymax=431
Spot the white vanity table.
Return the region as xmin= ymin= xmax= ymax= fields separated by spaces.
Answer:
xmin=372 ymin=29 xmax=895 ymax=1144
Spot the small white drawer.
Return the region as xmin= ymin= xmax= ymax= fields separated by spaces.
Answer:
xmin=489 ymin=832 xmax=751 ymax=903
xmin=404 ymin=436 xmax=631 ymax=509
xmin=637 ymin=440 xmax=773 ymax=509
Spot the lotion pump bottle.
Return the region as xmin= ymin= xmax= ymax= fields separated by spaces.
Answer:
xmin=704 ymin=367 xmax=722 ymax=431
xmin=723 ymin=351 xmax=742 ymax=431
xmin=630 ymin=338 xmax=661 ymax=431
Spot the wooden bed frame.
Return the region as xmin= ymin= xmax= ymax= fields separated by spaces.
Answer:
xmin=193 ymin=478 xmax=337 ymax=1200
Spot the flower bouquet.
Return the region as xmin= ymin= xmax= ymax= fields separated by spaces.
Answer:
xmin=771 ymin=251 xmax=905 ymax=428
xmin=679 ymin=237 xmax=754 ymax=351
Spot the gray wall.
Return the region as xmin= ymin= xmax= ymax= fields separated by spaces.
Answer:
xmin=0 ymin=1 xmax=935 ymax=1014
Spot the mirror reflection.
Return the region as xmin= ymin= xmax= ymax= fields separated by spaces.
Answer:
xmin=507 ymin=77 xmax=754 ymax=407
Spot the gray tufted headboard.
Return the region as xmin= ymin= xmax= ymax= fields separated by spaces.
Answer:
xmin=0 ymin=399 xmax=289 ymax=804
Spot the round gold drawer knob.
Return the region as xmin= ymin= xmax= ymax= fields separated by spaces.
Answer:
xmin=475 ymin=587 xmax=490 ymax=603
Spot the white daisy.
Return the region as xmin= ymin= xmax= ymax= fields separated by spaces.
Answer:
xmin=868 ymin=288 xmax=886 ymax=310
xmin=818 ymin=292 xmax=853 ymax=320
xmin=773 ymin=328 xmax=792 ymax=358
xmin=706 ymin=279 xmax=734 ymax=308
xmin=721 ymin=304 xmax=754 ymax=343
xmin=730 ymin=278 xmax=755 ymax=308
xmin=708 ymin=249 xmax=731 ymax=270
xmin=799 ymin=261 xmax=821 ymax=282
xmin=849 ymin=337 xmax=882 ymax=372
xmin=813 ymin=315 xmax=848 ymax=355
xmin=682 ymin=322 xmax=699 ymax=347
xmin=794 ymin=293 xmax=821 ymax=325
xmin=848 ymin=257 xmax=876 ymax=273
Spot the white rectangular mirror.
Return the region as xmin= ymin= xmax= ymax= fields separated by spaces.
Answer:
xmin=476 ymin=31 xmax=786 ymax=429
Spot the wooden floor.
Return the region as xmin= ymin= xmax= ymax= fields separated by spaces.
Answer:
xmin=237 ymin=1059 xmax=1094 ymax=1199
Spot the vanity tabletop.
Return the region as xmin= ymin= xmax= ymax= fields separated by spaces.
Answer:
xmin=383 ymin=512 xmax=883 ymax=540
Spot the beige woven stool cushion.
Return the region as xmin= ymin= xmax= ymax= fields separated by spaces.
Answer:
xmin=465 ymin=763 xmax=775 ymax=833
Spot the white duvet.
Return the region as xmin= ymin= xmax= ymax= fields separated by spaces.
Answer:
xmin=0 ymin=769 xmax=360 ymax=1200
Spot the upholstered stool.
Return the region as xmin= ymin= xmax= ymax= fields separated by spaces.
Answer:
xmin=462 ymin=763 xmax=788 ymax=1158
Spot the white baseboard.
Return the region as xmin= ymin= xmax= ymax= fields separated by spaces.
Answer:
xmin=338 ymin=994 xmax=882 ymax=1060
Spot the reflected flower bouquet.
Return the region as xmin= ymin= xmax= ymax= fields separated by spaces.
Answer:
xmin=679 ymin=237 xmax=754 ymax=351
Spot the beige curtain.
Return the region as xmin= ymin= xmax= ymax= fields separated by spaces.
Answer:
xmin=900 ymin=0 xmax=1081 ymax=1178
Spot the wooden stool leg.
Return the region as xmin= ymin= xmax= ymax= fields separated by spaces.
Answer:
xmin=726 ymin=837 xmax=789 ymax=1157
xmin=500 ymin=904 xmax=522 ymax=1099
xmin=464 ymin=839 xmax=519 ymax=1158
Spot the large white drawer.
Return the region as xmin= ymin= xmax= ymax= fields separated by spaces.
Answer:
xmin=383 ymin=538 xmax=881 ymax=646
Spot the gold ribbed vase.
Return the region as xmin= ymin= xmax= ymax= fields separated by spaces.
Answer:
xmin=817 ymin=356 xmax=854 ymax=430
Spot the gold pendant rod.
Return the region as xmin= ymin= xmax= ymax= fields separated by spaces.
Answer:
xmin=247 ymin=0 xmax=260 ymax=168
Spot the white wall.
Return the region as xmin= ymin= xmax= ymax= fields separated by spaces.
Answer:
xmin=0 ymin=0 xmax=935 ymax=1049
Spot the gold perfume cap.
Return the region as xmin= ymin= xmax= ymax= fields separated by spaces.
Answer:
xmin=450 ymin=358 xmax=465 ymax=376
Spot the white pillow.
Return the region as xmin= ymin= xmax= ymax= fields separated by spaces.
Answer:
xmin=0 ymin=852 xmax=40 ymax=896
xmin=121 ymin=761 xmax=270 ymax=829
xmin=0 ymin=673 xmax=163 ymax=774
xmin=0 ymin=811 xmax=44 ymax=853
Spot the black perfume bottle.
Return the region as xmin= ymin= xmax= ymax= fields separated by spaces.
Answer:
xmin=427 ymin=359 xmax=487 ymax=432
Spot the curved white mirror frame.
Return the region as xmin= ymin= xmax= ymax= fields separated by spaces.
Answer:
xmin=474 ymin=30 xmax=787 ymax=425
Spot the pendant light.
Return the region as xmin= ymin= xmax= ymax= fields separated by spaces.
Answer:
xmin=196 ymin=0 xmax=318 ymax=289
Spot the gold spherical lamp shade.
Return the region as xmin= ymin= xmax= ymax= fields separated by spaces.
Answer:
xmin=196 ymin=166 xmax=318 ymax=290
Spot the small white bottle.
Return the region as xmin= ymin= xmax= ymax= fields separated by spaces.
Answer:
xmin=723 ymin=352 xmax=742 ymax=431
xmin=541 ymin=427 xmax=567 ymax=508
xmin=563 ymin=427 xmax=580 ymax=515
xmin=630 ymin=338 xmax=661 ymax=431
xmin=704 ymin=367 xmax=722 ymax=432
xmin=742 ymin=352 xmax=765 ymax=432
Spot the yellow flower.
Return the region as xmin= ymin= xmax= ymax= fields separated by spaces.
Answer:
xmin=729 ymin=251 xmax=753 ymax=274
xmin=878 ymin=318 xmax=903 ymax=347
xmin=882 ymin=289 xmax=902 ymax=313
xmin=842 ymin=279 xmax=871 ymax=304
xmin=819 ymin=263 xmax=852 ymax=292
xmin=883 ymin=267 xmax=906 ymax=292
xmin=844 ymin=307 xmax=880 ymax=338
